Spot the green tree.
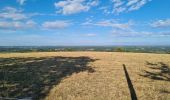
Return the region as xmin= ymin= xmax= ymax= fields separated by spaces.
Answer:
xmin=114 ymin=47 xmax=125 ymax=52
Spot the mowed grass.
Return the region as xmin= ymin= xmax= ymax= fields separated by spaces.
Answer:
xmin=0 ymin=52 xmax=170 ymax=100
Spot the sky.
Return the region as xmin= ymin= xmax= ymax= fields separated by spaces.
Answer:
xmin=0 ymin=0 xmax=170 ymax=46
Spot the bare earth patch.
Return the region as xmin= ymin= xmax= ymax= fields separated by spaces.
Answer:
xmin=0 ymin=52 xmax=170 ymax=100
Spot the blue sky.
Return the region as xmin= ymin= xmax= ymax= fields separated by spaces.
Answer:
xmin=0 ymin=0 xmax=170 ymax=46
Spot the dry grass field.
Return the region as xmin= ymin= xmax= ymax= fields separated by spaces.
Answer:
xmin=0 ymin=52 xmax=170 ymax=100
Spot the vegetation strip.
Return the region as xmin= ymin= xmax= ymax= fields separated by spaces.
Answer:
xmin=123 ymin=64 xmax=138 ymax=100
xmin=0 ymin=97 xmax=18 ymax=100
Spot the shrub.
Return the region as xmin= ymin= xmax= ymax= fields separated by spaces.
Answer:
xmin=114 ymin=47 xmax=125 ymax=52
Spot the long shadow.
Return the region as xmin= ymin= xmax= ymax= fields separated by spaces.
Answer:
xmin=0 ymin=56 xmax=97 ymax=99
xmin=140 ymin=61 xmax=170 ymax=81
xmin=123 ymin=64 xmax=138 ymax=100
xmin=139 ymin=61 xmax=170 ymax=94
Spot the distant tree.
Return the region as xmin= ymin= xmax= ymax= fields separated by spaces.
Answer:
xmin=114 ymin=47 xmax=125 ymax=52
xmin=65 ymin=48 xmax=74 ymax=51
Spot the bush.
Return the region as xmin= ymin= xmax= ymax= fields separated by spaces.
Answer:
xmin=114 ymin=47 xmax=125 ymax=52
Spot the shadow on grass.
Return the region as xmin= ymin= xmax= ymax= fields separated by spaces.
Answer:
xmin=123 ymin=64 xmax=138 ymax=100
xmin=140 ymin=61 xmax=170 ymax=81
xmin=139 ymin=61 xmax=170 ymax=94
xmin=0 ymin=56 xmax=97 ymax=99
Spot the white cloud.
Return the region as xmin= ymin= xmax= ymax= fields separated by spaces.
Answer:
xmin=0 ymin=7 xmax=45 ymax=21
xmin=0 ymin=7 xmax=38 ymax=31
xmin=2 ymin=6 xmax=20 ymax=13
xmin=87 ymin=0 xmax=99 ymax=6
xmin=99 ymin=6 xmax=112 ymax=14
xmin=128 ymin=0 xmax=150 ymax=11
xmin=113 ymin=7 xmax=126 ymax=14
xmin=158 ymin=32 xmax=170 ymax=36
xmin=85 ymin=33 xmax=96 ymax=36
xmin=126 ymin=0 xmax=140 ymax=6
xmin=82 ymin=19 xmax=133 ymax=30
xmin=81 ymin=18 xmax=93 ymax=25
xmin=0 ymin=20 xmax=37 ymax=30
xmin=151 ymin=19 xmax=170 ymax=28
xmin=17 ymin=0 xmax=27 ymax=5
xmin=54 ymin=0 xmax=99 ymax=15
xmin=0 ymin=21 xmax=23 ymax=30
xmin=112 ymin=0 xmax=152 ymax=14
xmin=111 ymin=29 xmax=152 ymax=37
xmin=0 ymin=12 xmax=27 ymax=21
xmin=26 ymin=20 xmax=37 ymax=28
xmin=111 ymin=29 xmax=170 ymax=37
xmin=112 ymin=0 xmax=124 ymax=8
xmin=42 ymin=20 xmax=70 ymax=29
xmin=0 ymin=7 xmax=27 ymax=20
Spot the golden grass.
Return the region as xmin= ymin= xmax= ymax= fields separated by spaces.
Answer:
xmin=0 ymin=52 xmax=170 ymax=100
